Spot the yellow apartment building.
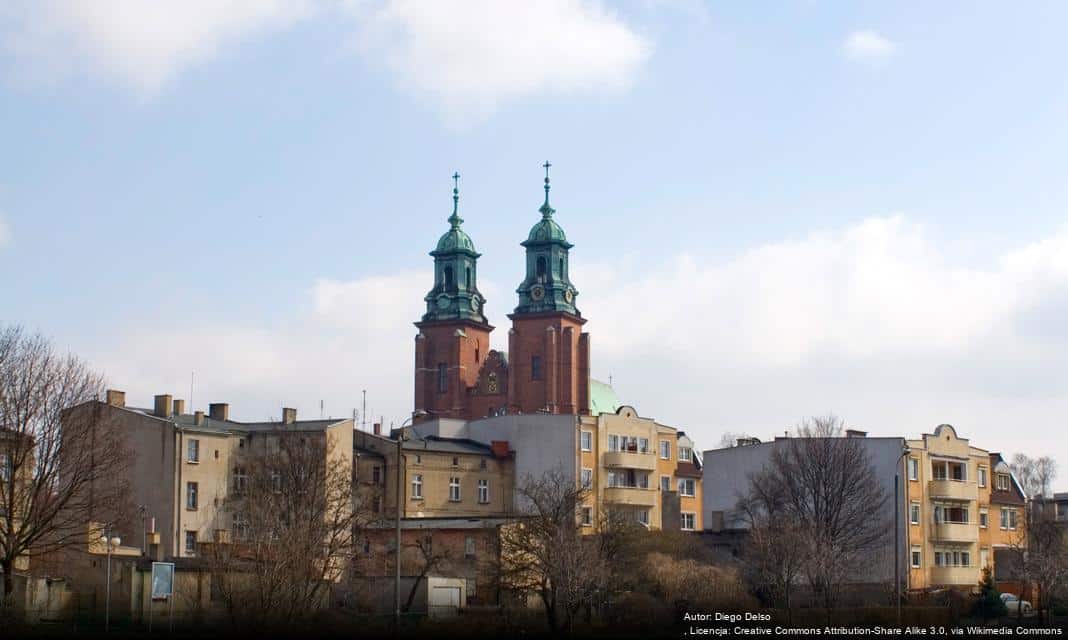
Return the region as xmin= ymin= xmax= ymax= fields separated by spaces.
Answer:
xmin=906 ymin=424 xmax=1026 ymax=591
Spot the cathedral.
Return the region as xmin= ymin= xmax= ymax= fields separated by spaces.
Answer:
xmin=413 ymin=165 xmax=591 ymax=421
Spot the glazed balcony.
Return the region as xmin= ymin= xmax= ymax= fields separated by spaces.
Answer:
xmin=603 ymin=487 xmax=658 ymax=507
xmin=927 ymin=479 xmax=977 ymax=501
xmin=603 ymin=450 xmax=657 ymax=471
xmin=930 ymin=522 xmax=978 ymax=543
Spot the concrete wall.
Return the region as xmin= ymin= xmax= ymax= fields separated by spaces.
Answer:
xmin=702 ymin=436 xmax=908 ymax=584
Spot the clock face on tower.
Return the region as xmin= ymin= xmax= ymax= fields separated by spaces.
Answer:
xmin=564 ymin=289 xmax=574 ymax=304
xmin=470 ymin=297 xmax=480 ymax=312
xmin=530 ymin=285 xmax=545 ymax=301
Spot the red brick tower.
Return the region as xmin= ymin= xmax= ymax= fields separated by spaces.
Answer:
xmin=507 ymin=163 xmax=590 ymax=415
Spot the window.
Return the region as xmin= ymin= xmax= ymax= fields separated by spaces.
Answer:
xmin=271 ymin=471 xmax=282 ymax=493
xmin=452 ymin=456 xmax=459 ymax=467
xmin=186 ymin=482 xmax=198 ymax=510
xmin=679 ymin=446 xmax=692 ymax=462
xmin=415 ymin=454 xmax=421 ymax=464
xmin=980 ymin=548 xmax=989 ymax=568
xmin=580 ymin=431 xmax=593 ymax=451
xmin=233 ymin=467 xmax=247 ymax=494
xmin=979 ymin=509 xmax=988 ymax=528
xmin=911 ymin=546 xmax=922 ymax=568
xmin=677 ymin=478 xmax=695 ymax=497
xmin=233 ymin=514 xmax=250 ymax=541
xmin=908 ymin=458 xmax=918 ymax=481
xmin=465 ymin=267 xmax=471 ymax=289
xmin=636 ymin=510 xmax=649 ymax=526
xmin=581 ymin=506 xmax=592 ymax=526
xmin=580 ymin=468 xmax=593 ymax=489
xmin=910 ymin=503 xmax=920 ymax=525
xmin=961 ymin=551 xmax=971 ymax=567
xmin=437 ymin=363 xmax=448 ymax=393
xmin=638 ymin=438 xmax=649 ymax=454
xmin=978 ymin=467 xmax=987 ymax=488
xmin=464 ymin=536 xmax=476 ymax=558
xmin=659 ymin=440 xmax=671 ymax=460
xmin=932 ymin=463 xmax=947 ymax=480
xmin=187 ymin=439 xmax=200 ymax=463
xmin=443 ymin=266 xmax=454 ymax=288
xmin=372 ymin=466 xmax=381 ymax=484
xmin=996 ymin=474 xmax=1010 ymax=491
xmin=411 ymin=474 xmax=423 ymax=499
xmin=531 ymin=355 xmax=542 ymax=381
xmin=185 ymin=531 xmax=197 ymax=554
xmin=372 ymin=496 xmax=381 ymax=513
xmin=681 ymin=513 xmax=696 ymax=531
xmin=559 ymin=258 xmax=565 ymax=278
xmin=660 ymin=475 xmax=671 ymax=492
xmin=449 ymin=477 xmax=461 ymax=502
xmin=536 ymin=256 xmax=547 ymax=281
xmin=0 ymin=454 xmax=8 ymax=482
xmin=478 ymin=479 xmax=489 ymax=504
xmin=607 ymin=435 xmax=620 ymax=452
xmin=1000 ymin=508 xmax=1017 ymax=530
xmin=480 ymin=459 xmax=487 ymax=470
xmin=934 ymin=551 xmax=943 ymax=567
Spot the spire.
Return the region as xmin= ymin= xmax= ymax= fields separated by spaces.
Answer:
xmin=449 ymin=171 xmax=463 ymax=229
xmin=540 ymin=161 xmax=555 ymax=219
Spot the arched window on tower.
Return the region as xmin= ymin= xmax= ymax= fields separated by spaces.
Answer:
xmin=559 ymin=258 xmax=564 ymax=279
xmin=536 ymin=256 xmax=547 ymax=282
xmin=466 ymin=267 xmax=471 ymax=289
xmin=444 ymin=266 xmax=454 ymax=289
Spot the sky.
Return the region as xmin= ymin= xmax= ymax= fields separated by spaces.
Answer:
xmin=1 ymin=1 xmax=1066 ymax=488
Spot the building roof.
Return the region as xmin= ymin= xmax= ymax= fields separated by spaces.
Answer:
xmin=588 ymin=379 xmax=621 ymax=416
xmin=676 ymin=461 xmax=702 ymax=478
xmin=123 ymin=406 xmax=347 ymax=435
xmin=989 ymin=452 xmax=1027 ymax=504
xmin=401 ymin=435 xmax=494 ymax=455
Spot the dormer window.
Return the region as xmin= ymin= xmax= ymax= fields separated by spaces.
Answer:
xmin=996 ymin=474 xmax=1010 ymax=491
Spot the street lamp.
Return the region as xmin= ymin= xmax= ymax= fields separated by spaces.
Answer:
xmin=394 ymin=411 xmax=424 ymax=628
xmin=101 ymin=532 xmax=121 ymax=632
xmin=895 ymin=445 xmax=910 ymax=628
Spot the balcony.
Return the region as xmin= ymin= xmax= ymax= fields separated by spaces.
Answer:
xmin=603 ymin=450 xmax=657 ymax=471
xmin=603 ymin=486 xmax=658 ymax=507
xmin=930 ymin=522 xmax=978 ymax=543
xmin=927 ymin=479 xmax=977 ymax=501
xmin=929 ymin=566 xmax=981 ymax=586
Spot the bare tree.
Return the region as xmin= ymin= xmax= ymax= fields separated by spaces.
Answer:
xmin=742 ymin=416 xmax=889 ymax=616
xmin=1010 ymin=453 xmax=1057 ymax=499
xmin=0 ymin=326 xmax=131 ymax=604
xmin=736 ymin=490 xmax=807 ymax=618
xmin=402 ymin=533 xmax=451 ymax=613
xmin=497 ymin=468 xmax=625 ymax=634
xmin=208 ymin=427 xmax=355 ymax=630
xmin=718 ymin=432 xmax=754 ymax=449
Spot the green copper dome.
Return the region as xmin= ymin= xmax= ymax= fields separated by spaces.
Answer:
xmin=434 ymin=223 xmax=477 ymax=255
xmin=523 ymin=203 xmax=570 ymax=246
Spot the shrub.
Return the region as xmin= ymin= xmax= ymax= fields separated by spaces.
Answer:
xmin=971 ymin=567 xmax=1007 ymax=621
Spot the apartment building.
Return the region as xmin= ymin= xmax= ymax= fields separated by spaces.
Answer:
xmin=905 ymin=425 xmax=1026 ymax=590
xmin=0 ymin=428 xmax=33 ymax=573
xmin=353 ymin=428 xmax=515 ymax=520
xmin=64 ymin=390 xmax=354 ymax=559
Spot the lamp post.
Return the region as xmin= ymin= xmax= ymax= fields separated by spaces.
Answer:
xmin=101 ymin=532 xmax=121 ymax=632
xmin=895 ymin=445 xmax=910 ymax=628
xmin=394 ymin=412 xmax=422 ymax=628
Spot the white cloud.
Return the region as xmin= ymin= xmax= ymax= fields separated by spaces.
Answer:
xmin=0 ymin=0 xmax=317 ymax=94
xmin=88 ymin=216 xmax=1068 ymax=483
xmin=344 ymin=0 xmax=651 ymax=122
xmin=843 ymin=29 xmax=896 ymax=61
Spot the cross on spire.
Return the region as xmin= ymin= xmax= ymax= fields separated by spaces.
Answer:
xmin=449 ymin=171 xmax=462 ymax=228
xmin=540 ymin=160 xmax=554 ymax=217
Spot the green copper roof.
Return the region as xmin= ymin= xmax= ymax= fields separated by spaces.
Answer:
xmin=521 ymin=164 xmax=572 ymax=247
xmin=432 ymin=175 xmax=478 ymax=256
xmin=589 ymin=379 xmax=621 ymax=416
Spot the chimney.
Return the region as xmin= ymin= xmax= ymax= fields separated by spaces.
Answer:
xmin=194 ymin=411 xmax=205 ymax=426
xmin=282 ymin=407 xmax=297 ymax=425
xmin=173 ymin=399 xmax=186 ymax=416
xmin=372 ymin=422 xmax=381 ymax=436
xmin=846 ymin=429 xmax=868 ymax=438
xmin=106 ymin=389 xmax=126 ymax=408
xmin=209 ymin=403 xmax=229 ymax=421
xmin=154 ymin=394 xmax=173 ymax=418
xmin=491 ymin=440 xmax=510 ymax=459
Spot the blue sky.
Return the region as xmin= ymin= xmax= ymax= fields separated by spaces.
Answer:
xmin=2 ymin=1 xmax=1066 ymax=486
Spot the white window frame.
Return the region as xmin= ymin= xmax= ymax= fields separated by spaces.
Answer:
xmin=411 ymin=474 xmax=423 ymax=499
xmin=580 ymin=431 xmax=593 ymax=452
xmin=681 ymin=512 xmax=696 ymax=531
xmin=979 ymin=508 xmax=988 ymax=528
xmin=679 ymin=446 xmax=692 ymax=462
xmin=996 ymin=474 xmax=1009 ymax=491
xmin=187 ymin=439 xmax=200 ymax=463
xmin=659 ymin=440 xmax=671 ymax=460
xmin=449 ymin=476 xmax=461 ymax=502
xmin=908 ymin=458 xmax=918 ymax=481
xmin=233 ymin=467 xmax=247 ymax=494
xmin=637 ymin=510 xmax=649 ymax=526
xmin=478 ymin=479 xmax=489 ymax=504
xmin=580 ymin=467 xmax=593 ymax=489
xmin=184 ymin=531 xmax=197 ymax=555
xmin=677 ymin=478 xmax=695 ymax=497
xmin=607 ymin=435 xmax=620 ymax=452
xmin=978 ymin=466 xmax=987 ymax=488
xmin=581 ymin=506 xmax=592 ymax=527
xmin=186 ymin=481 xmax=198 ymax=510
xmin=909 ymin=503 xmax=920 ymax=525
xmin=910 ymin=546 xmax=922 ymax=568
xmin=638 ymin=437 xmax=649 ymax=454
xmin=660 ymin=475 xmax=671 ymax=492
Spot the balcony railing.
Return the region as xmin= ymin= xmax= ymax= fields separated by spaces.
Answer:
xmin=603 ymin=450 xmax=657 ymax=471
xmin=929 ymin=565 xmax=981 ymax=586
xmin=603 ymin=486 xmax=658 ymax=507
xmin=927 ymin=479 xmax=977 ymax=501
xmin=930 ymin=522 xmax=978 ymax=542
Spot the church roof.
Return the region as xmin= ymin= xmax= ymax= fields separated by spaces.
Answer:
xmin=434 ymin=225 xmax=477 ymax=255
xmin=589 ymin=379 xmax=621 ymax=416
xmin=523 ymin=214 xmax=569 ymax=246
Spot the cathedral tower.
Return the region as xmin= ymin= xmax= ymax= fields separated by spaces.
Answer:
xmin=413 ymin=174 xmax=493 ymax=420
xmin=507 ymin=163 xmax=590 ymax=415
